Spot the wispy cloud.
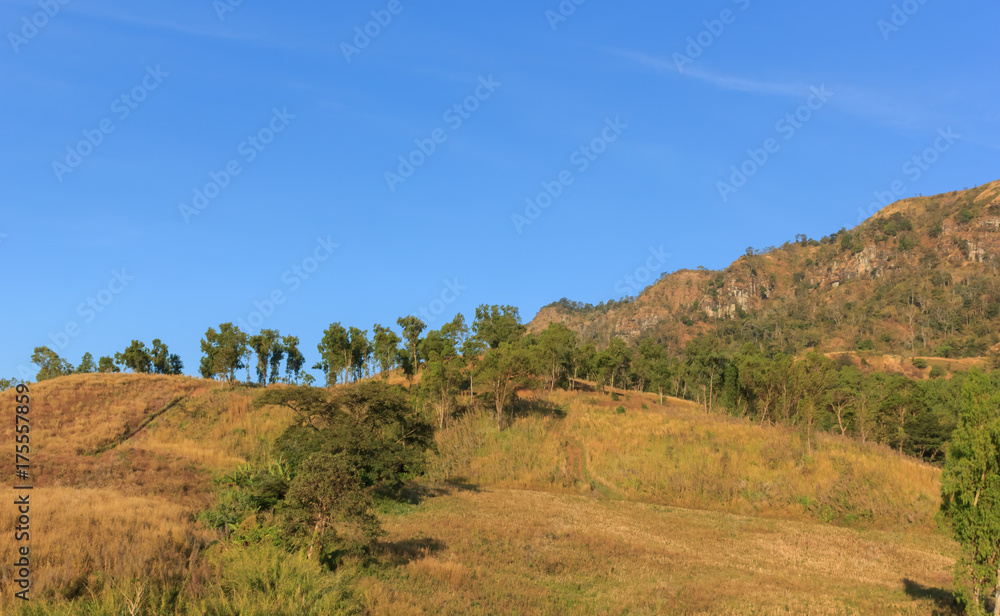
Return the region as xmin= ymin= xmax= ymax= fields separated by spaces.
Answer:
xmin=605 ymin=47 xmax=939 ymax=131
xmin=605 ymin=48 xmax=809 ymax=98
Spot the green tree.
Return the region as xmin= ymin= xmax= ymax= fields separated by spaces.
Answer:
xmin=940 ymin=370 xmax=1000 ymax=615
xmin=31 ymin=346 xmax=74 ymax=381
xmin=536 ymin=322 xmax=577 ymax=391
xmin=269 ymin=336 xmax=285 ymax=385
xmin=249 ymin=329 xmax=281 ymax=385
xmin=397 ymin=316 xmax=426 ymax=381
xmin=348 ymin=327 xmax=371 ymax=382
xmin=476 ymin=341 xmax=533 ymax=431
xmin=598 ymin=337 xmax=632 ymax=392
xmin=76 ymin=352 xmax=97 ymax=374
xmin=316 ymin=323 xmax=350 ymax=387
xmin=372 ymin=324 xmax=402 ymax=380
xmin=283 ymin=335 xmax=305 ymax=383
xmin=472 ymin=304 xmax=526 ymax=349
xmin=115 ymin=341 xmax=153 ymax=374
xmin=421 ymin=320 xmax=466 ymax=428
xmin=201 ymin=323 xmax=248 ymax=384
xmin=97 ymin=355 xmax=120 ymax=374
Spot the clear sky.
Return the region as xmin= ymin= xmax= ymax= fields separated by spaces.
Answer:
xmin=1 ymin=0 xmax=998 ymax=380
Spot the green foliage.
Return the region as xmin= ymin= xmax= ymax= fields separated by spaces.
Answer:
xmin=472 ymin=304 xmax=526 ymax=350
xmin=372 ymin=324 xmax=401 ymax=379
xmin=396 ymin=316 xmax=426 ymax=381
xmin=76 ymin=352 xmax=97 ymax=374
xmin=97 ymin=356 xmax=120 ymax=373
xmin=912 ymin=358 xmax=928 ymax=370
xmin=940 ymin=370 xmax=1000 ymax=613
xmin=283 ymin=335 xmax=306 ymax=383
xmin=31 ymin=346 xmax=74 ymax=381
xmin=316 ymin=323 xmax=350 ymax=387
xmin=201 ymin=323 xmax=248 ymax=383
xmin=115 ymin=340 xmax=153 ymax=374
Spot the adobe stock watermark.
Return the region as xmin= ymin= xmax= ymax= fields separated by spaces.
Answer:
xmin=673 ymin=0 xmax=751 ymax=72
xmin=178 ymin=107 xmax=295 ymax=224
xmin=545 ymin=0 xmax=588 ymax=31
xmin=47 ymin=269 xmax=136 ymax=354
xmin=51 ymin=65 xmax=169 ymax=183
xmin=236 ymin=236 xmax=339 ymax=330
xmin=213 ymin=0 xmax=244 ymax=21
xmin=878 ymin=0 xmax=930 ymax=41
xmin=512 ymin=116 xmax=628 ymax=234
xmin=614 ymin=246 xmax=672 ymax=297
xmin=8 ymin=0 xmax=71 ymax=53
xmin=855 ymin=127 xmax=960 ymax=224
xmin=341 ymin=0 xmax=412 ymax=63
xmin=717 ymin=85 xmax=833 ymax=202
xmin=384 ymin=75 xmax=501 ymax=192
xmin=417 ymin=279 xmax=467 ymax=324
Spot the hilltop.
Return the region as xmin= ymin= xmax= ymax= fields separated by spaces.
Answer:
xmin=529 ymin=180 xmax=1000 ymax=360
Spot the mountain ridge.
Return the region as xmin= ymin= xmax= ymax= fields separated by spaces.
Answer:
xmin=528 ymin=179 xmax=1000 ymax=359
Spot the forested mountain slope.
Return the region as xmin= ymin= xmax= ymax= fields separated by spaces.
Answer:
xmin=530 ymin=180 xmax=1000 ymax=360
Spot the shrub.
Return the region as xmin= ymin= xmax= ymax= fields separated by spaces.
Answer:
xmin=912 ymin=358 xmax=928 ymax=370
xmin=615 ymin=405 xmax=626 ymax=414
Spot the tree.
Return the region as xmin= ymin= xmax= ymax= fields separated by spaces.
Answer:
xmin=598 ymin=337 xmax=632 ymax=392
xmin=151 ymin=339 xmax=170 ymax=374
xmin=535 ymin=322 xmax=577 ymax=391
xmin=940 ymin=370 xmax=1000 ymax=615
xmin=316 ymin=323 xmax=350 ymax=387
xmin=397 ymin=316 xmax=426 ymax=381
xmin=201 ymin=323 xmax=248 ymax=384
xmin=148 ymin=339 xmax=183 ymax=375
xmin=31 ymin=347 xmax=74 ymax=381
xmin=115 ymin=340 xmax=153 ymax=374
xmin=269 ymin=336 xmax=285 ymax=385
xmin=372 ymin=324 xmax=401 ymax=380
xmin=258 ymin=381 xmax=433 ymax=558
xmin=421 ymin=320 xmax=466 ymax=428
xmin=98 ymin=356 xmax=120 ymax=374
xmin=283 ymin=335 xmax=305 ymax=383
xmin=472 ymin=304 xmax=526 ymax=349
xmin=249 ymin=329 xmax=280 ymax=385
xmin=476 ymin=341 xmax=533 ymax=431
xmin=76 ymin=352 xmax=97 ymax=374
xmin=348 ymin=327 xmax=371 ymax=382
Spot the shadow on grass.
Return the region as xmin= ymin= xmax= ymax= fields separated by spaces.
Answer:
xmin=513 ymin=395 xmax=567 ymax=421
xmin=903 ymin=578 xmax=960 ymax=615
xmin=381 ymin=536 xmax=447 ymax=565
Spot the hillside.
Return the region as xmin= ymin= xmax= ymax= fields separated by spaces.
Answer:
xmin=529 ymin=180 xmax=1000 ymax=359
xmin=1 ymin=375 xmax=960 ymax=614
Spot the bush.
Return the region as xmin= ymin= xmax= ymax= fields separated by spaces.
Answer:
xmin=610 ymin=392 xmax=620 ymax=401
xmin=912 ymin=358 xmax=928 ymax=370
xmin=930 ymin=365 xmax=946 ymax=379
xmin=615 ymin=405 xmax=626 ymax=415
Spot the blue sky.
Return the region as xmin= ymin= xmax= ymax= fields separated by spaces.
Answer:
xmin=1 ymin=0 xmax=998 ymax=380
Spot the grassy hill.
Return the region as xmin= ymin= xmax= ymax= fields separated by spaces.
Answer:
xmin=1 ymin=375 xmax=959 ymax=615
xmin=529 ymin=180 xmax=1000 ymax=361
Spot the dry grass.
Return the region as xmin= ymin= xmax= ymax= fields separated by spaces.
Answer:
xmin=362 ymin=488 xmax=957 ymax=615
xmin=0 ymin=374 xmax=299 ymax=609
xmin=430 ymin=388 xmax=943 ymax=530
xmin=0 ymin=487 xmax=211 ymax=603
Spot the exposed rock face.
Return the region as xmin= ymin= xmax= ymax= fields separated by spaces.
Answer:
xmin=528 ymin=180 xmax=1000 ymax=350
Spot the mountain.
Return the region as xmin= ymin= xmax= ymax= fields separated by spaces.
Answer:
xmin=529 ymin=180 xmax=1000 ymax=359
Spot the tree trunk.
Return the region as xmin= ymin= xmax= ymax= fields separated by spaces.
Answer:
xmin=993 ymin=564 xmax=1000 ymax=616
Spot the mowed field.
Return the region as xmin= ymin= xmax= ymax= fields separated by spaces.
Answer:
xmin=0 ymin=375 xmax=959 ymax=615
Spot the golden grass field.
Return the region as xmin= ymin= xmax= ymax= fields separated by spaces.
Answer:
xmin=0 ymin=375 xmax=960 ymax=615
